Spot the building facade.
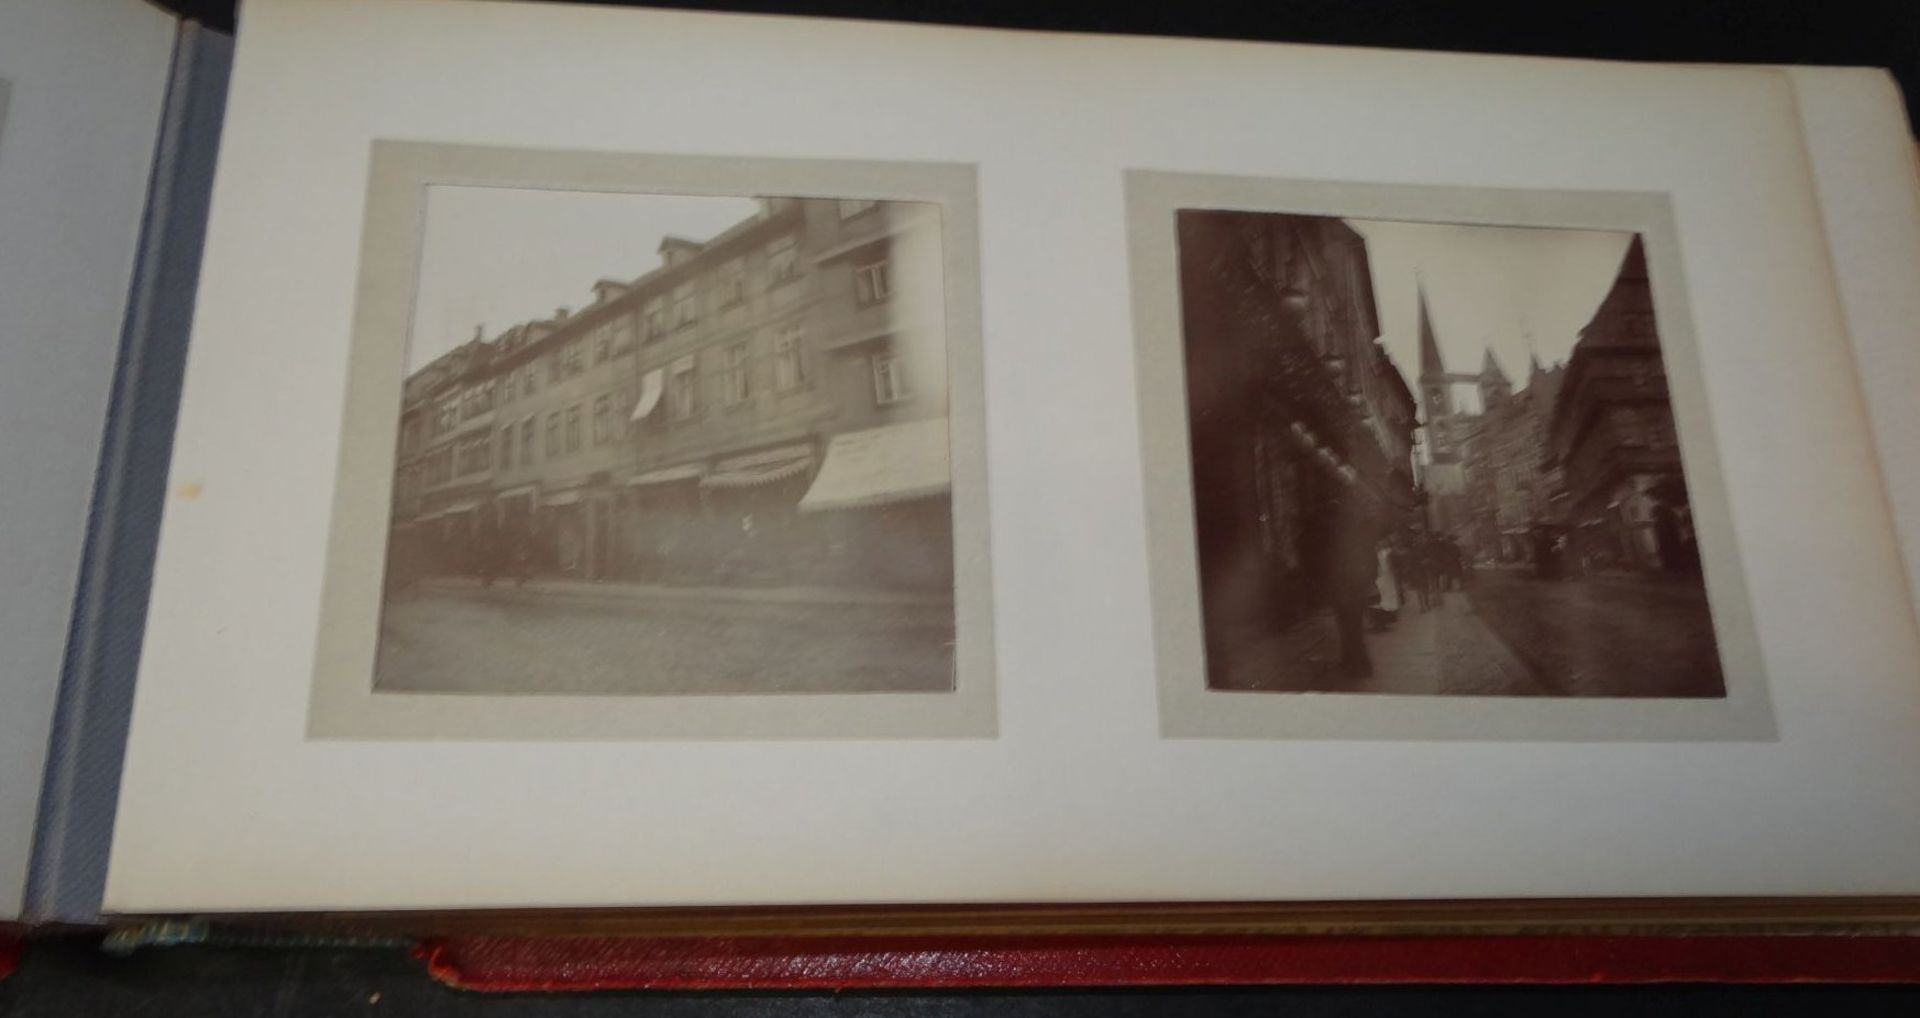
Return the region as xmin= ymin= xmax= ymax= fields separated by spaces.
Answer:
xmin=1415 ymin=287 xmax=1581 ymax=568
xmin=388 ymin=197 xmax=953 ymax=591
xmin=1460 ymin=352 xmax=1566 ymax=564
xmin=1177 ymin=211 xmax=1419 ymax=672
xmin=1543 ymin=237 xmax=1698 ymax=575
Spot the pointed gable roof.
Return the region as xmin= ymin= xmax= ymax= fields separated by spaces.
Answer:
xmin=1479 ymin=347 xmax=1510 ymax=385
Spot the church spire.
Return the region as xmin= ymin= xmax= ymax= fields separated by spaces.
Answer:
xmin=1416 ymin=280 xmax=1446 ymax=382
xmin=1414 ymin=279 xmax=1459 ymax=458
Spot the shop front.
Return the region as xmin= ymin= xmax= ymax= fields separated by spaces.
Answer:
xmin=540 ymin=489 xmax=587 ymax=577
xmin=699 ymin=443 xmax=818 ymax=583
xmin=798 ymin=418 xmax=953 ymax=590
xmin=622 ymin=464 xmax=706 ymax=580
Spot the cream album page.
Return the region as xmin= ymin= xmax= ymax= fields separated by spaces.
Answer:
xmin=106 ymin=0 xmax=1920 ymax=912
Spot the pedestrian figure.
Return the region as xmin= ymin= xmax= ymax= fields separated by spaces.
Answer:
xmin=1398 ymin=536 xmax=1432 ymax=611
xmin=1422 ymin=535 xmax=1449 ymax=594
xmin=473 ymin=511 xmax=502 ymax=588
xmin=1369 ymin=541 xmax=1401 ymax=631
xmin=507 ymin=525 xmax=533 ymax=588
xmin=1533 ymin=526 xmax=1563 ymax=581
xmin=1308 ymin=502 xmax=1380 ymax=681
xmin=1444 ymin=536 xmax=1468 ymax=589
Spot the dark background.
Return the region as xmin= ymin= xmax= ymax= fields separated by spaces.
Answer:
xmin=146 ymin=0 xmax=1920 ymax=130
xmin=6 ymin=937 xmax=1920 ymax=1016
xmin=21 ymin=0 xmax=1918 ymax=1013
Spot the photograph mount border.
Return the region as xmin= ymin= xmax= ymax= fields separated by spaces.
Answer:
xmin=1127 ymin=170 xmax=1775 ymax=742
xmin=306 ymin=141 xmax=995 ymax=740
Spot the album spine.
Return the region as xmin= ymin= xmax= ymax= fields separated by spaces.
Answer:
xmin=22 ymin=21 xmax=233 ymax=925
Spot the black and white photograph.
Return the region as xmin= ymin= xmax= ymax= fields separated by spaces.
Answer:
xmin=376 ymin=187 xmax=958 ymax=696
xmin=1176 ymin=209 xmax=1727 ymax=698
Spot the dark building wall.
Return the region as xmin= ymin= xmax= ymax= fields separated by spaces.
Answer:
xmin=1177 ymin=210 xmax=1417 ymax=676
xmin=1460 ymin=360 xmax=1564 ymax=563
xmin=1546 ymin=236 xmax=1695 ymax=574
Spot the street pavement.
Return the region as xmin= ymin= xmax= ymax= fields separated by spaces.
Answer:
xmin=1214 ymin=567 xmax=1725 ymax=698
xmin=1465 ymin=567 xmax=1726 ymax=698
xmin=1216 ymin=589 xmax=1543 ymax=696
xmin=374 ymin=579 xmax=956 ymax=695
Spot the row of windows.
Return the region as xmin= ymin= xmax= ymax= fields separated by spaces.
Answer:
xmin=499 ymin=399 xmax=617 ymax=471
xmin=423 ymin=324 xmax=634 ymax=442
xmin=414 ymin=346 xmax=911 ymax=487
xmin=427 ymin=389 xmax=478 ymax=441
xmin=407 ymin=427 xmax=499 ymax=488
xmin=497 ymin=369 xmax=664 ymax=472
xmin=482 ymin=242 xmax=856 ymax=415
xmin=421 ymin=248 xmax=896 ymax=440
xmin=415 ymin=323 xmax=819 ymax=455
xmin=487 ymin=314 xmax=646 ymax=411
xmin=418 ymin=447 xmax=453 ymax=487
xmin=455 ymin=432 xmax=492 ymax=476
xmin=643 ymin=234 xmax=805 ymax=339
xmin=427 ymin=376 xmax=504 ymax=441
xmin=546 ymin=344 xmax=906 ymax=450
xmin=500 ymin=326 xmax=824 ymax=440
xmin=662 ymin=324 xmax=815 ymax=421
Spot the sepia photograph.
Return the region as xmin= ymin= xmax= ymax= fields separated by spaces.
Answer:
xmin=375 ymin=185 xmax=959 ymax=697
xmin=1175 ymin=208 xmax=1728 ymax=699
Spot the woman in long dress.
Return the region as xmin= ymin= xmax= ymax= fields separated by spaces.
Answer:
xmin=1369 ymin=541 xmax=1400 ymax=630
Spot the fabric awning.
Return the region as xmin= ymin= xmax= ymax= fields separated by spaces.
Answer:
xmin=627 ymin=463 xmax=705 ymax=487
xmin=542 ymin=490 xmax=585 ymax=507
xmin=799 ymin=417 xmax=950 ymax=513
xmin=411 ymin=501 xmax=481 ymax=523
xmin=701 ymin=453 xmax=815 ymax=490
xmin=629 ymin=367 xmax=665 ymax=422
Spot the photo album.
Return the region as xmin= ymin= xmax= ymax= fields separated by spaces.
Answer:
xmin=8 ymin=0 xmax=1920 ymax=931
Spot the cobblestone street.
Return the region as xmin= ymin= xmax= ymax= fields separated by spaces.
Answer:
xmin=374 ymin=579 xmax=956 ymax=694
xmin=1213 ymin=568 xmax=1723 ymax=698
xmin=1465 ymin=567 xmax=1725 ymax=697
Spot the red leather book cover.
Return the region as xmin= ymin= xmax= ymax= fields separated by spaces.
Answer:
xmin=419 ymin=934 xmax=1920 ymax=991
xmin=0 ymin=932 xmax=21 ymax=981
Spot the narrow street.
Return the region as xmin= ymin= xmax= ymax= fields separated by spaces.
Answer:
xmin=374 ymin=579 xmax=956 ymax=695
xmin=1214 ymin=568 xmax=1725 ymax=698
xmin=1465 ymin=566 xmax=1726 ymax=698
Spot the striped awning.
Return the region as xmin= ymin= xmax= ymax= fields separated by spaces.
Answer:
xmin=701 ymin=454 xmax=815 ymax=490
xmin=628 ymin=463 xmax=705 ymax=487
xmin=408 ymin=501 xmax=481 ymax=524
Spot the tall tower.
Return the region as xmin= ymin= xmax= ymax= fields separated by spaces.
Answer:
xmin=1478 ymin=347 xmax=1512 ymax=410
xmin=1415 ymin=283 xmax=1460 ymax=463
